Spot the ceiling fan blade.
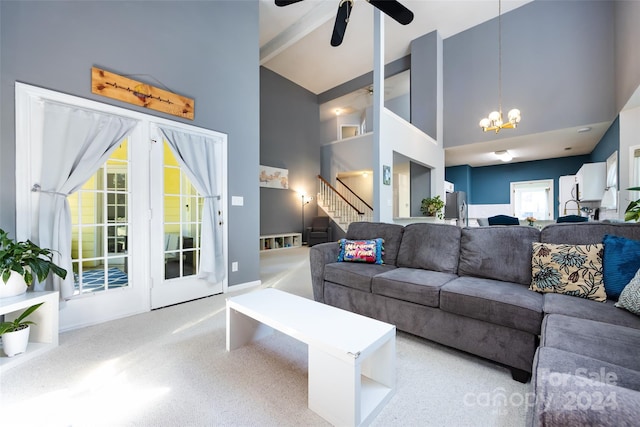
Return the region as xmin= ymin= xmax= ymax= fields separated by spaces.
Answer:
xmin=331 ymin=0 xmax=353 ymax=47
xmin=275 ymin=0 xmax=304 ymax=6
xmin=367 ymin=0 xmax=414 ymax=25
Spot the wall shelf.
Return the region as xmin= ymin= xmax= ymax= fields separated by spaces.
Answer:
xmin=260 ymin=233 xmax=302 ymax=251
xmin=0 ymin=291 xmax=59 ymax=371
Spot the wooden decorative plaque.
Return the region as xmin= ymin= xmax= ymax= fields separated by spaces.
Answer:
xmin=91 ymin=67 xmax=194 ymax=120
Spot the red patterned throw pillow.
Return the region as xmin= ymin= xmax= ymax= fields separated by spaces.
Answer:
xmin=337 ymin=238 xmax=384 ymax=265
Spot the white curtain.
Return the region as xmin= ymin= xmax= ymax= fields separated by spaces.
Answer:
xmin=159 ymin=126 xmax=225 ymax=284
xmin=37 ymin=102 xmax=138 ymax=299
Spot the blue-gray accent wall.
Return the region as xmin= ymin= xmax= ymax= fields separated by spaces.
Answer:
xmin=410 ymin=31 xmax=438 ymax=139
xmin=260 ymin=67 xmax=320 ymax=236
xmin=0 ymin=0 xmax=260 ymax=287
xmin=410 ymin=162 xmax=431 ymax=217
xmin=444 ymin=0 xmax=617 ymax=148
xmin=591 ymin=118 xmax=619 ymax=163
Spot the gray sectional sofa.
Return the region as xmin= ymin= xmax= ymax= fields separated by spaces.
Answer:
xmin=309 ymin=221 xmax=640 ymax=426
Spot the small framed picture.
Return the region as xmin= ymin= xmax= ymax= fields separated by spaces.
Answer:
xmin=383 ymin=165 xmax=391 ymax=185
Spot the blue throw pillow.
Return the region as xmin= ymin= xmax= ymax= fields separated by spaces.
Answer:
xmin=603 ymin=234 xmax=640 ymax=299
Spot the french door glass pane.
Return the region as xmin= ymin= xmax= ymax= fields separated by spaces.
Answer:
xmin=69 ymin=139 xmax=130 ymax=295
xmin=163 ymin=142 xmax=201 ymax=280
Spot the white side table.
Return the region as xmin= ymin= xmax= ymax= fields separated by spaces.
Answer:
xmin=0 ymin=291 xmax=59 ymax=371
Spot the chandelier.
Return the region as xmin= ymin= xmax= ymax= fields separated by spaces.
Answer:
xmin=479 ymin=0 xmax=521 ymax=133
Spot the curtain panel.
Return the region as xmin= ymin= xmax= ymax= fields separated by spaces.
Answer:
xmin=37 ymin=102 xmax=138 ymax=299
xmin=159 ymin=126 xmax=226 ymax=284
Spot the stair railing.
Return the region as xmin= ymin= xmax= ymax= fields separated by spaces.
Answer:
xmin=316 ymin=175 xmax=373 ymax=231
xmin=335 ymin=177 xmax=374 ymax=219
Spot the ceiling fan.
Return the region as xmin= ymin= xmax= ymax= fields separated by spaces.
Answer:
xmin=275 ymin=0 xmax=414 ymax=47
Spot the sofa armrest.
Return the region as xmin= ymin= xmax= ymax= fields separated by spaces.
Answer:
xmin=309 ymin=241 xmax=340 ymax=303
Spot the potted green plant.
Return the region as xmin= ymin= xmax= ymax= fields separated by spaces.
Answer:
xmin=420 ymin=195 xmax=445 ymax=219
xmin=624 ymin=187 xmax=640 ymax=222
xmin=0 ymin=228 xmax=67 ymax=298
xmin=0 ymin=302 xmax=43 ymax=357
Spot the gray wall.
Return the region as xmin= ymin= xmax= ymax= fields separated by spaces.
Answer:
xmin=444 ymin=0 xmax=616 ymax=148
xmin=410 ymin=162 xmax=431 ymax=217
xmin=321 ymin=134 xmax=374 ymax=185
xmin=411 ymin=31 xmax=439 ymax=139
xmin=260 ymin=67 xmax=320 ymax=236
xmin=363 ymin=94 xmax=410 ymax=134
xmin=0 ymin=1 xmax=260 ymax=287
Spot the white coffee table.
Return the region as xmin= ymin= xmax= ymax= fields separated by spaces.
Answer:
xmin=226 ymin=288 xmax=395 ymax=427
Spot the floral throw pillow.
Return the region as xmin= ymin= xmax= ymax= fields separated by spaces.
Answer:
xmin=530 ymin=242 xmax=606 ymax=302
xmin=337 ymin=238 xmax=384 ymax=265
xmin=615 ymin=267 xmax=640 ymax=316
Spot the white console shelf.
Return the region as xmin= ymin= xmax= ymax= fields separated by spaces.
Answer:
xmin=0 ymin=291 xmax=59 ymax=371
xmin=260 ymin=233 xmax=302 ymax=251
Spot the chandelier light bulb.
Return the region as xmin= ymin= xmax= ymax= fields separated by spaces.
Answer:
xmin=508 ymin=108 xmax=521 ymax=123
xmin=488 ymin=111 xmax=501 ymax=121
xmin=479 ymin=118 xmax=491 ymax=128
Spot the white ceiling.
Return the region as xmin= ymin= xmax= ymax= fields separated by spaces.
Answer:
xmin=258 ymin=0 xmax=609 ymax=167
xmin=260 ymin=0 xmax=532 ymax=94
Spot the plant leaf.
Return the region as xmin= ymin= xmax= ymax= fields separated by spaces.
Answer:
xmin=15 ymin=302 xmax=44 ymax=324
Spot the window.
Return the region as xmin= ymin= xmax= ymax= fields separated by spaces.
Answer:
xmin=510 ymin=179 xmax=554 ymax=220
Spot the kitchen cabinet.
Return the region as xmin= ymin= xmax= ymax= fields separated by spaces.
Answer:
xmin=576 ymin=162 xmax=606 ymax=201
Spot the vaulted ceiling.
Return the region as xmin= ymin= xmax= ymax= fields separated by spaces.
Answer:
xmin=259 ymin=0 xmax=531 ymax=94
xmin=258 ymin=0 xmax=615 ymax=167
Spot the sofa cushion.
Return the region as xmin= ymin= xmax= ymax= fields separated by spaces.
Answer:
xmin=337 ymin=238 xmax=384 ymax=264
xmin=324 ymin=262 xmax=396 ymax=293
xmin=541 ymin=221 xmax=640 ymax=245
xmin=531 ymin=347 xmax=640 ymax=427
xmin=346 ymin=222 xmax=404 ymax=266
xmin=371 ymin=267 xmax=458 ymax=307
xmin=458 ymin=226 xmax=540 ymax=285
xmin=616 ymin=268 xmax=640 ymax=316
xmin=544 ymin=293 xmax=640 ymax=330
xmin=396 ymin=223 xmax=461 ymax=273
xmin=603 ymin=234 xmax=640 ymax=300
xmin=541 ymin=314 xmax=640 ymax=371
xmin=440 ymin=276 xmax=544 ymax=334
xmin=534 ymin=347 xmax=640 ymax=394
xmin=530 ymin=242 xmax=606 ymax=302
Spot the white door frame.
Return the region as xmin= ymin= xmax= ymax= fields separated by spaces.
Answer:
xmin=15 ymin=82 xmax=228 ymax=331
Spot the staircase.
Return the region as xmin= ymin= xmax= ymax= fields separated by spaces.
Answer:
xmin=316 ymin=175 xmax=373 ymax=232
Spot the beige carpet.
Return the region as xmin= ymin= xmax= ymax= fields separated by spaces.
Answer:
xmin=0 ymin=247 xmax=530 ymax=426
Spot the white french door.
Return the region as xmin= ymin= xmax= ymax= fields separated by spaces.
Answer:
xmin=15 ymin=83 xmax=227 ymax=330
xmin=148 ymin=124 xmax=226 ymax=309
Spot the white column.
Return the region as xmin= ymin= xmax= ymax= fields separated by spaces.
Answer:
xmin=373 ymin=8 xmax=384 ymax=222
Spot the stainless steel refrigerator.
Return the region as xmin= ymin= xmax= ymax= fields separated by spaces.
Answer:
xmin=445 ymin=191 xmax=467 ymax=226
